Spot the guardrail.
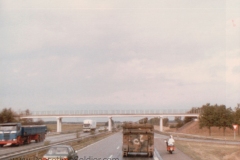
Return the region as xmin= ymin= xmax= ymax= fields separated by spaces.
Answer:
xmin=1 ymin=132 xmax=110 ymax=160
xmin=21 ymin=109 xmax=201 ymax=116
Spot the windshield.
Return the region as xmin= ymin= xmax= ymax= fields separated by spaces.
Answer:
xmin=0 ymin=126 xmax=17 ymax=131
xmin=47 ymin=147 xmax=69 ymax=155
xmin=83 ymin=124 xmax=90 ymax=127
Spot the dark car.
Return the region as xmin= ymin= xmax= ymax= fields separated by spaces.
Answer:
xmin=42 ymin=145 xmax=78 ymax=160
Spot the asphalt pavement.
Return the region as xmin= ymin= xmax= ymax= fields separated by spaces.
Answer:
xmin=76 ymin=132 xmax=193 ymax=160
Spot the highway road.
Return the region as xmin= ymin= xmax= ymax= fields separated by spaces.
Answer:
xmin=0 ymin=132 xmax=89 ymax=156
xmin=0 ymin=131 xmax=189 ymax=160
xmin=76 ymin=132 xmax=193 ymax=160
xmin=3 ymin=131 xmax=237 ymax=159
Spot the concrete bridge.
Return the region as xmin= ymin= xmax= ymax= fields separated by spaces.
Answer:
xmin=20 ymin=109 xmax=200 ymax=133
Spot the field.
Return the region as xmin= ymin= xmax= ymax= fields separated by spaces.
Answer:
xmin=176 ymin=140 xmax=240 ymax=160
xmin=46 ymin=123 xmax=83 ymax=132
xmin=157 ymin=121 xmax=240 ymax=160
xmin=46 ymin=122 xmax=106 ymax=133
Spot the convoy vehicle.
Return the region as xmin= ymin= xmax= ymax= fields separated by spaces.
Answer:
xmin=0 ymin=123 xmax=47 ymax=147
xmin=166 ymin=143 xmax=175 ymax=154
xmin=165 ymin=135 xmax=175 ymax=154
xmin=98 ymin=126 xmax=107 ymax=132
xmin=42 ymin=145 xmax=78 ymax=160
xmin=83 ymin=119 xmax=96 ymax=132
xmin=122 ymin=118 xmax=154 ymax=157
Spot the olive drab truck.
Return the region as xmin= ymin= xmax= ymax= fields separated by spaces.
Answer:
xmin=122 ymin=118 xmax=154 ymax=157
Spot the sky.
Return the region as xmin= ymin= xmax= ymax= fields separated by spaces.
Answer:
xmin=1 ymin=0 xmax=240 ymax=115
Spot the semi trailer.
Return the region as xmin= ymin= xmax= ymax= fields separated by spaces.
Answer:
xmin=0 ymin=123 xmax=47 ymax=147
xmin=83 ymin=119 xmax=96 ymax=132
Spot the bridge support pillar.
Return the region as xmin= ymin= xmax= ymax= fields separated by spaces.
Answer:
xmin=159 ymin=117 xmax=163 ymax=132
xmin=57 ymin=117 xmax=62 ymax=133
xmin=108 ymin=117 xmax=112 ymax=132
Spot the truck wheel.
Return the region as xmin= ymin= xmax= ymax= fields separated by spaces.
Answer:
xmin=147 ymin=152 xmax=151 ymax=157
xmin=74 ymin=156 xmax=78 ymax=160
xmin=41 ymin=134 xmax=45 ymax=141
xmin=169 ymin=151 xmax=172 ymax=154
xmin=148 ymin=152 xmax=153 ymax=157
xmin=123 ymin=152 xmax=127 ymax=157
xmin=35 ymin=136 xmax=40 ymax=143
xmin=27 ymin=137 xmax=31 ymax=144
xmin=0 ymin=145 xmax=3 ymax=147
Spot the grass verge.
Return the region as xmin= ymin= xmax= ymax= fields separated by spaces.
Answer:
xmin=175 ymin=140 xmax=240 ymax=160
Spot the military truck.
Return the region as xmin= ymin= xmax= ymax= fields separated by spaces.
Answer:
xmin=122 ymin=118 xmax=154 ymax=157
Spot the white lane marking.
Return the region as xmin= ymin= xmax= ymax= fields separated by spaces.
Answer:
xmin=154 ymin=157 xmax=159 ymax=160
xmin=117 ymin=146 xmax=119 ymax=149
xmin=109 ymin=155 xmax=113 ymax=158
xmin=154 ymin=148 xmax=163 ymax=160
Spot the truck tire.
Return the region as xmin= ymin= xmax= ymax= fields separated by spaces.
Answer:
xmin=122 ymin=152 xmax=128 ymax=157
xmin=74 ymin=156 xmax=78 ymax=160
xmin=148 ymin=152 xmax=153 ymax=157
xmin=41 ymin=134 xmax=45 ymax=141
xmin=35 ymin=135 xmax=40 ymax=143
xmin=26 ymin=136 xmax=31 ymax=144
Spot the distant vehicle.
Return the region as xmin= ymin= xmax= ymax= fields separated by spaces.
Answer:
xmin=83 ymin=119 xmax=96 ymax=132
xmin=42 ymin=145 xmax=78 ymax=160
xmin=0 ymin=123 xmax=47 ymax=147
xmin=122 ymin=118 xmax=154 ymax=157
xmin=98 ymin=126 xmax=107 ymax=132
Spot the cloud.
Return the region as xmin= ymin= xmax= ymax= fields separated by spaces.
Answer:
xmin=0 ymin=0 xmax=239 ymax=111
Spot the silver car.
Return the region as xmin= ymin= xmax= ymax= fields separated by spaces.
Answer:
xmin=42 ymin=145 xmax=78 ymax=160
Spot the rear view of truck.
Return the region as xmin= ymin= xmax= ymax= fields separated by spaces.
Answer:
xmin=122 ymin=119 xmax=154 ymax=157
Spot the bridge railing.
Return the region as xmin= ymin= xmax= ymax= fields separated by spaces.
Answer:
xmin=29 ymin=109 xmax=201 ymax=116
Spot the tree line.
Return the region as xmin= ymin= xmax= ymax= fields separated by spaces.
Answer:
xmin=199 ymin=103 xmax=240 ymax=136
xmin=0 ymin=108 xmax=43 ymax=125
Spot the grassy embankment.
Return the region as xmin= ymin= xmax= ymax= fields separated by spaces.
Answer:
xmin=176 ymin=140 xmax=240 ymax=160
xmin=156 ymin=121 xmax=240 ymax=160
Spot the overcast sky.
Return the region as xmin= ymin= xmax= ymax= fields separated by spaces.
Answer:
xmin=0 ymin=0 xmax=240 ymax=113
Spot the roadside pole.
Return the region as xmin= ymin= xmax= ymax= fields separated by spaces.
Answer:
xmin=233 ymin=124 xmax=238 ymax=140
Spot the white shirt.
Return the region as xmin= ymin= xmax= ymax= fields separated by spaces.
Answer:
xmin=168 ymin=138 xmax=175 ymax=145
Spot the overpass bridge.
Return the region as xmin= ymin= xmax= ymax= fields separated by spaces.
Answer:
xmin=20 ymin=109 xmax=200 ymax=133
